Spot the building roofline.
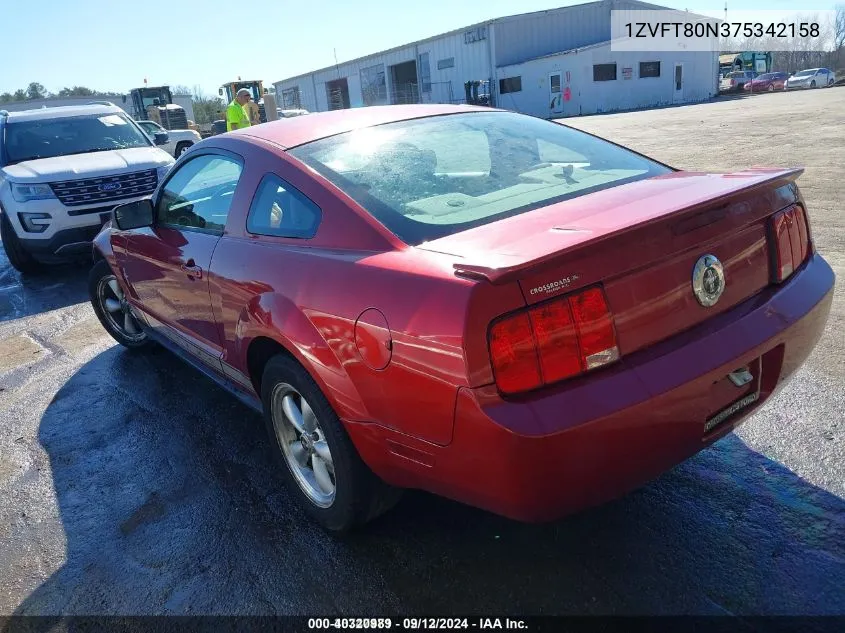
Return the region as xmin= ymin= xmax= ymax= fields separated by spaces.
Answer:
xmin=272 ymin=0 xmax=673 ymax=86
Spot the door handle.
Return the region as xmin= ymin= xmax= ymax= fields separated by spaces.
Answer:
xmin=181 ymin=261 xmax=203 ymax=279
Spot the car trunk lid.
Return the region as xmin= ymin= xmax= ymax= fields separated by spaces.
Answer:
xmin=418 ymin=168 xmax=802 ymax=356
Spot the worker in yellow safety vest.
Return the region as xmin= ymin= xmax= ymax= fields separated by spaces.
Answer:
xmin=226 ymin=88 xmax=252 ymax=132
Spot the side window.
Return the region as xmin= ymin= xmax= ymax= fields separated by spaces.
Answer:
xmin=246 ymin=174 xmax=321 ymax=239
xmin=157 ymin=154 xmax=242 ymax=233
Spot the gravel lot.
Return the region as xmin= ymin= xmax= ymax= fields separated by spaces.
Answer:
xmin=1 ymin=88 xmax=842 ymax=616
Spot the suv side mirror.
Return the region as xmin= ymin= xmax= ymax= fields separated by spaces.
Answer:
xmin=153 ymin=131 xmax=169 ymax=146
xmin=114 ymin=199 xmax=154 ymax=230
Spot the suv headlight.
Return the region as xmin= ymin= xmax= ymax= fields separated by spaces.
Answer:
xmin=11 ymin=183 xmax=56 ymax=203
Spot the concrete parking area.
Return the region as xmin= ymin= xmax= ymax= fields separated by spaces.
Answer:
xmin=1 ymin=88 xmax=842 ymax=616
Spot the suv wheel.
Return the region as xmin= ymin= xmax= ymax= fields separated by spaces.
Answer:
xmin=1 ymin=213 xmax=41 ymax=274
xmin=175 ymin=142 xmax=192 ymax=157
xmin=261 ymin=354 xmax=402 ymax=531
xmin=89 ymin=259 xmax=150 ymax=348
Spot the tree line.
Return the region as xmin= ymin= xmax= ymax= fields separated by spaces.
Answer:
xmin=0 ymin=82 xmax=122 ymax=104
xmin=0 ymin=81 xmax=224 ymax=125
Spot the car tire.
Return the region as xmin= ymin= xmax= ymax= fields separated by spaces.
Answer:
xmin=0 ymin=213 xmax=41 ymax=274
xmin=810 ymin=81 xmax=816 ymax=88
xmin=829 ymin=80 xmax=835 ymax=87
xmin=768 ymin=85 xmax=774 ymax=92
xmin=175 ymin=142 xmax=192 ymax=157
xmin=261 ymin=354 xmax=402 ymax=532
xmin=88 ymin=259 xmax=151 ymax=349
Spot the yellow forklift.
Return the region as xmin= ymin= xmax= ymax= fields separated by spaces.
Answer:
xmin=218 ymin=79 xmax=268 ymax=126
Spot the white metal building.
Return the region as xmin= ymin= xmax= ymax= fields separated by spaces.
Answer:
xmin=273 ymin=0 xmax=718 ymax=119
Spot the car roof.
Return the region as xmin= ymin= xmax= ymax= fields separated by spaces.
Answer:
xmin=3 ymin=103 xmax=127 ymax=122
xmin=232 ymin=104 xmax=493 ymax=149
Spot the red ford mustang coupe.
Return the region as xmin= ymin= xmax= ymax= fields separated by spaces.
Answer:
xmin=89 ymin=105 xmax=834 ymax=531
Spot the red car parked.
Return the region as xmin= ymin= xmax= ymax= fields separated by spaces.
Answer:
xmin=89 ymin=105 xmax=834 ymax=531
xmin=744 ymin=72 xmax=789 ymax=92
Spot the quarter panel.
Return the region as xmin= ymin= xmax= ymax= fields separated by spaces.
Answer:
xmin=210 ymin=235 xmax=476 ymax=445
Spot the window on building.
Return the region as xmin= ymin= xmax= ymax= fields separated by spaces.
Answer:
xmin=437 ymin=57 xmax=455 ymax=70
xmin=593 ymin=63 xmax=617 ymax=81
xmin=639 ymin=61 xmax=661 ymax=78
xmin=419 ymin=52 xmax=431 ymax=93
xmin=247 ymin=174 xmax=321 ymax=239
xmin=550 ymin=74 xmax=562 ymax=93
xmin=360 ymin=64 xmax=387 ymax=106
xmin=499 ymin=76 xmax=522 ymax=94
xmin=281 ymin=87 xmax=301 ymax=109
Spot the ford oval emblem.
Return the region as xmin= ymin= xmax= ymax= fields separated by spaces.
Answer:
xmin=100 ymin=182 xmax=121 ymax=192
xmin=692 ymin=254 xmax=725 ymax=307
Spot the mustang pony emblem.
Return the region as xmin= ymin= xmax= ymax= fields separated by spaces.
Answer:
xmin=692 ymin=254 xmax=725 ymax=307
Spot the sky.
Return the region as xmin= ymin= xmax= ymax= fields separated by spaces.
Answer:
xmin=0 ymin=0 xmax=837 ymax=97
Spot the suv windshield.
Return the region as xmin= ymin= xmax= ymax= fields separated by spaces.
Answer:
xmin=3 ymin=112 xmax=151 ymax=164
xmin=291 ymin=111 xmax=671 ymax=245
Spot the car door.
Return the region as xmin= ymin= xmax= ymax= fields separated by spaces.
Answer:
xmin=122 ymin=150 xmax=243 ymax=368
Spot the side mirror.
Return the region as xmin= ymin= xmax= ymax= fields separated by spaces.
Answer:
xmin=114 ymin=199 xmax=154 ymax=230
xmin=122 ymin=95 xmax=127 ymax=103
xmin=153 ymin=131 xmax=169 ymax=146
xmin=218 ymin=88 xmax=224 ymax=96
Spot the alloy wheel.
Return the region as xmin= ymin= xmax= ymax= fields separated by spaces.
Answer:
xmin=97 ymin=275 xmax=146 ymax=342
xmin=271 ymin=383 xmax=336 ymax=508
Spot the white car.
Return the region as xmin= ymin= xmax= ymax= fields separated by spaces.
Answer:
xmin=0 ymin=104 xmax=174 ymax=273
xmin=136 ymin=119 xmax=201 ymax=157
xmin=786 ymin=68 xmax=836 ymax=90
xmin=277 ymin=108 xmax=310 ymax=118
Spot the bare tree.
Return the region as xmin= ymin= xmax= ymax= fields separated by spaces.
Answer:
xmin=190 ymin=85 xmax=223 ymax=124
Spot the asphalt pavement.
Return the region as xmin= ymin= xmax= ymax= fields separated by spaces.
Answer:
xmin=0 ymin=88 xmax=842 ymax=616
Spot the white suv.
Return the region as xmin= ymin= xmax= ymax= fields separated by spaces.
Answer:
xmin=0 ymin=104 xmax=174 ymax=273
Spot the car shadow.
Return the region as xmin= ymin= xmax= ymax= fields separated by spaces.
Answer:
xmin=0 ymin=251 xmax=89 ymax=323
xmin=9 ymin=346 xmax=845 ymax=617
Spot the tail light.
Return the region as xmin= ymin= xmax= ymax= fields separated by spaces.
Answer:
xmin=770 ymin=204 xmax=810 ymax=283
xmin=489 ymin=286 xmax=620 ymax=395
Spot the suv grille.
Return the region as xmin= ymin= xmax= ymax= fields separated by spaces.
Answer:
xmin=161 ymin=109 xmax=188 ymax=130
xmin=49 ymin=169 xmax=158 ymax=207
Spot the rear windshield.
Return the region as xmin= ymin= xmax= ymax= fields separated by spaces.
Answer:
xmin=3 ymin=113 xmax=151 ymax=164
xmin=290 ymin=111 xmax=671 ymax=245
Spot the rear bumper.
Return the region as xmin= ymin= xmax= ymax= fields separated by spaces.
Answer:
xmin=348 ymin=253 xmax=835 ymax=522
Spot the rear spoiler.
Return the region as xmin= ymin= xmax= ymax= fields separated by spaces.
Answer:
xmin=452 ymin=168 xmax=803 ymax=285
